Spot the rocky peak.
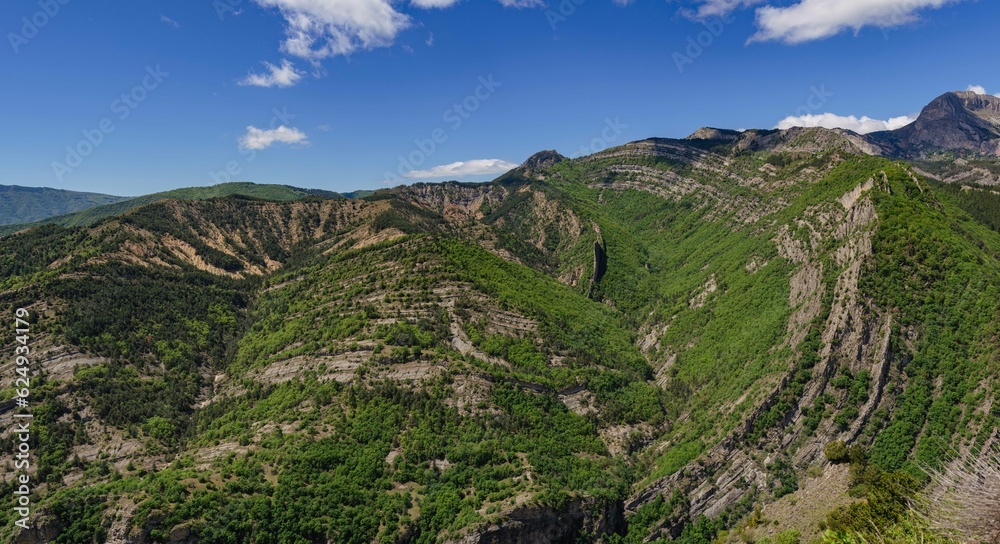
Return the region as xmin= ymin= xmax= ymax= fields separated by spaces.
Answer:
xmin=686 ymin=127 xmax=743 ymax=141
xmin=504 ymin=149 xmax=568 ymax=181
xmin=521 ymin=150 xmax=566 ymax=171
xmin=868 ymin=91 xmax=1000 ymax=157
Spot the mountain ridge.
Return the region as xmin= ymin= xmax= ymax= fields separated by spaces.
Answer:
xmin=4 ymin=89 xmax=997 ymax=237
xmin=682 ymin=91 xmax=1000 ymax=163
xmin=0 ymin=182 xmax=343 ymax=237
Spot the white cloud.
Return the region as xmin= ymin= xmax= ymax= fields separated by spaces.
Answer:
xmin=685 ymin=0 xmax=762 ymax=19
xmin=239 ymin=125 xmax=309 ymax=150
xmin=749 ymin=0 xmax=963 ymax=44
xmin=403 ymin=159 xmax=518 ymax=179
xmin=239 ymin=59 xmax=304 ymax=88
xmin=253 ymin=0 xmax=412 ymax=61
xmin=775 ymin=113 xmax=916 ymax=134
xmin=411 ymin=0 xmax=461 ymax=7
xmin=252 ymin=0 xmax=543 ymax=61
xmin=966 ymin=84 xmax=1000 ymax=98
xmin=497 ymin=0 xmax=545 ymax=7
xmin=681 ymin=0 xmax=967 ymax=43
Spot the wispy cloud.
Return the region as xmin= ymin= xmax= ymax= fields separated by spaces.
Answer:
xmin=252 ymin=0 xmax=543 ymax=62
xmin=684 ymin=0 xmax=762 ymax=19
xmin=403 ymin=159 xmax=518 ymax=179
xmin=775 ymin=112 xmax=916 ymax=134
xmin=159 ymin=13 xmax=180 ymax=28
xmin=749 ymin=0 xmax=964 ymax=44
xmin=680 ymin=0 xmax=967 ymax=44
xmin=411 ymin=0 xmax=461 ymax=7
xmin=497 ymin=0 xmax=546 ymax=7
xmin=239 ymin=59 xmax=304 ymax=88
xmin=239 ymin=125 xmax=309 ymax=150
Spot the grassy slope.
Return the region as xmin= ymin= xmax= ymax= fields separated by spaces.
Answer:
xmin=536 ymin=155 xmax=876 ymax=482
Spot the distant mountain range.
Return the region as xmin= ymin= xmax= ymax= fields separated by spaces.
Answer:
xmin=0 ymin=185 xmax=127 ymax=226
xmin=0 ymin=182 xmax=344 ymax=236
xmin=687 ymin=91 xmax=1000 ymax=164
xmin=684 ymin=90 xmax=1000 ymax=187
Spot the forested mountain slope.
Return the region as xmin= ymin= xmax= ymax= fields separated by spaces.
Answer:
xmin=1 ymin=126 xmax=999 ymax=543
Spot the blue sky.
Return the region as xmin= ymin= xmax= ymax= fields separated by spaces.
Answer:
xmin=1 ymin=0 xmax=998 ymax=196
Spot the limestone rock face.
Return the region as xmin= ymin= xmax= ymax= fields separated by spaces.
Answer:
xmin=453 ymin=498 xmax=623 ymax=544
xmin=955 ymin=90 xmax=1000 ymax=126
xmin=685 ymin=127 xmax=743 ymax=141
xmin=12 ymin=516 xmax=62 ymax=544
